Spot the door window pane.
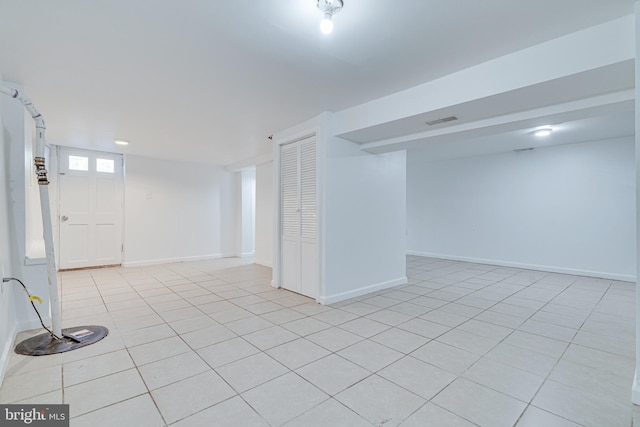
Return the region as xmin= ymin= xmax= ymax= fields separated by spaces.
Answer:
xmin=96 ymin=158 xmax=115 ymax=173
xmin=69 ymin=155 xmax=88 ymax=171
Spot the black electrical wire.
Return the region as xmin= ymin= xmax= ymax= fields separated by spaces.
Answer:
xmin=3 ymin=277 xmax=63 ymax=341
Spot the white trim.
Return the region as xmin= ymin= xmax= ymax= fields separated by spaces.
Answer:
xmin=635 ymin=2 xmax=640 ymax=412
xmin=122 ymin=253 xmax=236 ymax=268
xmin=254 ymin=259 xmax=272 ymax=268
xmin=633 ymin=370 xmax=640 ymax=405
xmin=234 ymin=171 xmax=243 ymax=259
xmin=273 ymin=139 xmax=280 ymax=288
xmin=273 ymin=127 xmax=321 ymax=292
xmin=18 ymin=318 xmax=50 ymax=333
xmin=24 ymin=256 xmax=46 ymax=266
xmin=0 ymin=316 xmax=53 ymax=388
xmin=57 ymin=146 xmax=125 ymax=270
xmin=240 ymin=251 xmax=255 ymax=258
xmin=275 ymin=128 xmax=322 ymax=146
xmin=406 ymin=250 xmax=635 ymax=282
xmin=121 ymin=153 xmax=127 ymax=271
xmin=25 ymin=238 xmax=46 ymax=261
xmin=0 ymin=323 xmax=17 ymax=389
xmin=318 ymin=276 xmax=408 ymax=305
xmin=317 ymin=119 xmax=327 ymax=306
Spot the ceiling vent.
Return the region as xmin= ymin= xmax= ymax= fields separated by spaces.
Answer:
xmin=425 ymin=116 xmax=458 ymax=126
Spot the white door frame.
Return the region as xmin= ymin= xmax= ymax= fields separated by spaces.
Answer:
xmin=273 ymin=126 xmax=326 ymax=302
xmin=56 ymin=146 xmax=125 ymax=269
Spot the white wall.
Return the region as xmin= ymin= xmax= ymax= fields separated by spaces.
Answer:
xmin=0 ymin=82 xmax=50 ymax=387
xmin=631 ymin=3 xmax=640 ymax=405
xmin=272 ymin=112 xmax=407 ymax=304
xmin=323 ymin=137 xmax=407 ymax=303
xmin=255 ymin=161 xmax=274 ymax=267
xmin=407 ymin=137 xmax=635 ymax=280
xmin=123 ymin=155 xmax=237 ymax=266
xmin=3 ymin=83 xmax=51 ymax=314
xmin=240 ymin=168 xmax=256 ymax=257
xmin=0 ymin=83 xmax=17 ymax=387
xmin=271 ymin=113 xmax=330 ymax=298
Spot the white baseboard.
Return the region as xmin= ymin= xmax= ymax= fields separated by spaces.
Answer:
xmin=17 ymin=318 xmax=51 ymax=333
xmin=0 ymin=323 xmax=17 ymax=390
xmin=318 ymin=276 xmax=408 ymax=305
xmin=633 ymin=369 xmax=640 ymax=405
xmin=122 ymin=253 xmax=236 ymax=268
xmin=0 ymin=318 xmax=52 ymax=388
xmin=254 ymin=259 xmax=272 ymax=268
xmin=406 ymin=250 xmax=635 ymax=282
xmin=239 ymin=252 xmax=255 ymax=258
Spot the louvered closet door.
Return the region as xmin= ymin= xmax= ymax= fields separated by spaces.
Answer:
xmin=280 ymin=136 xmax=317 ymax=298
xmin=299 ymin=137 xmax=318 ymax=298
xmin=281 ymin=142 xmax=301 ymax=294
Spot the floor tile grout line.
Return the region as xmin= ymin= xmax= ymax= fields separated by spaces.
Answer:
xmin=68 ymin=266 xmax=199 ymax=425
xmin=91 ymin=269 xmax=169 ymax=426
xmin=10 ymin=257 xmax=631 ymax=426
xmin=156 ymin=265 xmax=279 ymax=426
xmin=67 ymin=391 xmax=150 ymax=421
xmin=370 ymin=263 xmax=583 ymax=424
xmin=95 ymin=260 xmax=268 ymax=426
xmin=511 ymin=277 xmax=617 ymax=427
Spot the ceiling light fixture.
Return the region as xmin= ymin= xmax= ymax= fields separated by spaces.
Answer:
xmin=114 ymin=139 xmax=129 ymax=146
xmin=317 ymin=0 xmax=343 ymax=34
xmin=533 ymin=127 xmax=554 ymax=137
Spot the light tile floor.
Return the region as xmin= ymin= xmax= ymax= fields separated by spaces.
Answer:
xmin=1 ymin=256 xmax=635 ymax=426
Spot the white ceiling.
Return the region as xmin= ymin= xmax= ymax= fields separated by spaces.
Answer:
xmin=0 ymin=0 xmax=635 ymax=166
xmin=339 ymin=61 xmax=635 ymax=144
xmin=406 ymin=111 xmax=636 ymax=162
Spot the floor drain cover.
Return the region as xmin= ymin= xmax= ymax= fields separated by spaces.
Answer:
xmin=15 ymin=325 xmax=109 ymax=356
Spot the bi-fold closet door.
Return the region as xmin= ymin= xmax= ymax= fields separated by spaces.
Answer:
xmin=280 ymin=135 xmax=318 ymax=298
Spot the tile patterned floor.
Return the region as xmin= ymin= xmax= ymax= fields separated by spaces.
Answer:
xmin=0 ymin=256 xmax=635 ymax=426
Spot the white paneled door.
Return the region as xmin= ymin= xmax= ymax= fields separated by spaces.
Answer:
xmin=280 ymin=136 xmax=318 ymax=298
xmin=58 ymin=148 xmax=123 ymax=269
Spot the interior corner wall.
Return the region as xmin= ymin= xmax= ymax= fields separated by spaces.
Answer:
xmin=240 ymin=168 xmax=256 ymax=257
xmin=0 ymin=82 xmax=50 ymax=387
xmin=0 ymin=85 xmax=17 ymax=387
xmin=634 ymin=2 xmax=640 ymax=406
xmin=407 ymin=136 xmax=635 ymax=280
xmin=255 ymin=161 xmax=274 ymax=267
xmin=323 ymin=137 xmax=407 ymax=304
xmin=123 ymin=155 xmax=237 ymax=266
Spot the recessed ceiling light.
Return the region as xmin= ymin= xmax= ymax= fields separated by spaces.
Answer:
xmin=533 ymin=127 xmax=553 ymax=137
xmin=533 ymin=128 xmax=553 ymax=137
xmin=534 ymin=129 xmax=552 ymax=137
xmin=114 ymin=139 xmax=129 ymax=146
